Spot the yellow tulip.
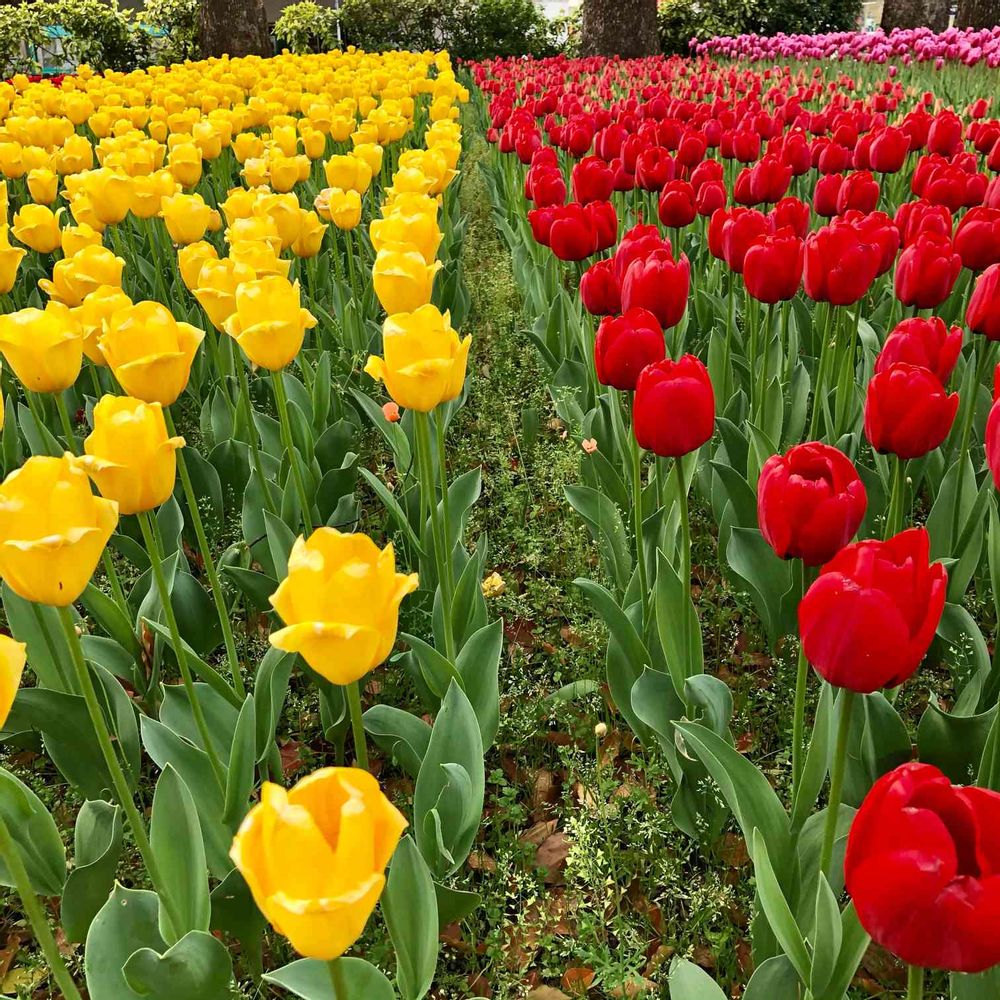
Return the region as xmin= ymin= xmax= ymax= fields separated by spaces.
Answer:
xmin=388 ymin=165 xmax=436 ymax=197
xmin=291 ymin=210 xmax=326 ymax=259
xmin=0 ymin=143 xmax=24 ymax=180
xmin=167 ymin=143 xmax=202 ymax=188
xmin=230 ymin=767 xmax=407 ymax=960
xmin=81 ymin=169 xmax=132 ymax=226
xmin=0 ymin=302 xmax=83 ymax=392
xmin=39 ymin=245 xmax=125 ymax=308
xmin=228 ymin=240 xmax=292 ymax=280
xmin=78 ymin=395 xmax=185 ymax=515
xmin=193 ymin=258 xmax=255 ymax=331
xmin=233 ymin=132 xmax=265 ymax=164
xmin=253 ymin=193 xmax=301 ymax=251
xmin=372 ymin=246 xmax=441 ymax=314
xmin=12 ymin=204 xmax=62 ymax=254
xmin=269 ymin=528 xmax=418 ymax=683
xmin=364 ymin=305 xmax=470 ymax=413
xmin=316 ymin=188 xmax=362 ymax=231
xmin=323 ymin=154 xmax=372 ymax=195
xmin=130 ymin=172 xmax=175 ymax=219
xmin=27 ymin=168 xmax=58 ymax=205
xmin=61 ymin=223 xmax=103 ymax=257
xmin=370 ymin=210 xmax=442 ymax=265
xmin=220 ymin=187 xmax=257 ymax=226
xmin=300 ymin=128 xmax=326 ymax=161
xmin=0 ymin=454 xmax=118 ymax=607
xmin=178 ymin=240 xmax=219 ymax=291
xmin=161 ymin=191 xmax=212 ymax=245
xmin=267 ymin=154 xmax=300 ymax=194
xmin=225 ymin=215 xmax=282 ymax=253
xmin=72 ymin=286 xmax=134 ymax=366
xmin=351 ymin=143 xmax=384 ymax=177
xmin=0 ymin=634 xmax=26 ymax=730
xmin=56 ymin=134 xmax=94 ymax=175
xmin=241 ymin=157 xmax=269 ymax=189
xmin=99 ymin=301 xmax=204 ymax=406
xmin=0 ymin=226 xmax=25 ymax=295
xmin=224 ymin=276 xmax=316 ymax=371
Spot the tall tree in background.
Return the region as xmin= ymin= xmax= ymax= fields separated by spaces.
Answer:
xmin=956 ymin=0 xmax=999 ymax=26
xmin=198 ymin=0 xmax=271 ymax=57
xmin=879 ymin=0 xmax=948 ymax=31
xmin=580 ymin=0 xmax=659 ymax=57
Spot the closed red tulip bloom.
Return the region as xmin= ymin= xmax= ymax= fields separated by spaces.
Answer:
xmin=527 ymin=165 xmax=566 ymax=208
xmin=987 ymin=395 xmax=1000 ymax=490
xmin=621 ymin=249 xmax=690 ymax=331
xmin=864 ymin=362 xmax=959 ymax=459
xmin=549 ymin=205 xmax=597 ymax=261
xmin=676 ymin=130 xmax=707 ymax=168
xmin=813 ymin=173 xmax=843 ymax=218
xmin=954 ymin=207 xmax=1000 ymax=273
xmin=658 ymin=180 xmax=697 ymax=229
xmin=743 ymin=228 xmax=804 ymax=304
xmin=633 ymin=354 xmax=714 ymax=457
xmin=875 ymin=317 xmax=962 ymax=383
xmin=580 ymin=258 xmax=621 ymax=316
xmin=571 ymin=156 xmax=615 ymax=205
xmin=928 ymin=110 xmax=964 ymax=157
xmin=769 ymin=196 xmax=810 ymax=238
xmin=528 ymin=206 xmax=558 ymax=246
xmin=868 ymin=125 xmax=910 ymax=173
xmin=803 ymin=223 xmax=880 ymax=306
xmin=749 ymin=154 xmax=793 ymax=205
xmin=585 ymin=200 xmax=618 ymax=253
xmin=695 ymin=180 xmax=726 ymax=217
xmin=846 ymin=762 xmax=1000 ymax=973
xmin=836 ymin=170 xmax=880 ymax=215
xmin=613 ymin=224 xmax=671 ymax=285
xmin=895 ymin=233 xmax=962 ymax=309
xmin=757 ymin=442 xmax=867 ymax=566
xmin=967 ymin=263 xmax=1000 ymax=341
xmin=895 ymin=199 xmax=952 ymax=247
xmin=707 ymin=207 xmax=733 ymax=260
xmin=594 ymin=308 xmax=666 ymax=391
xmin=635 ymin=147 xmax=674 ymax=191
xmin=732 ymin=130 xmax=761 ymax=163
xmin=721 ymin=208 xmax=770 ymax=274
xmin=691 ymin=158 xmax=723 ymax=192
xmin=849 ymin=210 xmax=900 ymax=276
xmin=799 ymin=527 xmax=947 ymax=692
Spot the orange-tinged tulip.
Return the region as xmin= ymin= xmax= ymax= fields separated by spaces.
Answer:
xmin=372 ymin=246 xmax=441 ymax=314
xmin=0 ymin=634 xmax=25 ymax=729
xmin=99 ymin=301 xmax=204 ymax=405
xmin=78 ymin=395 xmax=184 ymax=515
xmin=269 ymin=528 xmax=418 ymax=683
xmin=0 ymin=452 xmax=118 ymax=605
xmin=12 ymin=204 xmax=62 ymax=253
xmin=224 ymin=276 xmax=316 ymax=370
xmin=230 ymin=767 xmax=407 ymax=960
xmin=39 ymin=245 xmax=125 ymax=308
xmin=72 ymin=286 xmax=133 ymax=365
xmin=0 ymin=302 xmax=83 ymax=392
xmin=364 ymin=305 xmax=470 ymax=413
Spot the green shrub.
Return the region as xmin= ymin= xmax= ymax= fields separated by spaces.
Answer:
xmin=0 ymin=5 xmax=47 ymax=77
xmin=35 ymin=0 xmax=149 ymax=71
xmin=142 ymin=0 xmax=200 ymax=64
xmin=447 ymin=0 xmax=558 ymax=61
xmin=274 ymin=0 xmax=340 ymax=54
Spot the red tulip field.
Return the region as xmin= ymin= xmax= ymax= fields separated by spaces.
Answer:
xmin=2 ymin=27 xmax=1000 ymax=1000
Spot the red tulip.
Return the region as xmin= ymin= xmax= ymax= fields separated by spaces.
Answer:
xmin=572 ymin=156 xmax=615 ymax=205
xmin=633 ymin=354 xmax=714 ymax=457
xmin=864 ymin=362 xmax=959 ymax=459
xmin=743 ymin=228 xmax=804 ymax=303
xmin=621 ymin=249 xmax=690 ymax=330
xmin=732 ymin=130 xmax=761 ymax=163
xmin=895 ymin=233 xmax=962 ymax=310
xmin=987 ymin=393 xmax=1000 ymax=490
xmin=549 ymin=204 xmax=597 ymax=261
xmin=868 ymin=125 xmax=910 ymax=173
xmin=799 ymin=527 xmax=947 ymax=692
xmin=928 ymin=110 xmax=964 ymax=157
xmin=757 ymin=442 xmax=867 ymax=566
xmin=967 ymin=263 xmax=1000 ymax=341
xmin=587 ymin=200 xmax=618 ymax=253
xmin=836 ymin=170 xmax=880 ymax=214
xmin=658 ymin=180 xmax=697 ymax=229
xmin=526 ymin=165 xmax=566 ymax=208
xmin=803 ymin=222 xmax=880 ymax=306
xmin=695 ymin=180 xmax=726 ymax=217
xmin=846 ymin=762 xmax=1000 ymax=973
xmin=594 ymin=308 xmax=666 ymax=391
xmin=875 ymin=317 xmax=962 ymax=384
xmin=635 ymin=147 xmax=674 ymax=191
xmin=895 ymin=199 xmax=952 ymax=247
xmin=528 ymin=206 xmax=558 ymax=246
xmin=613 ymin=224 xmax=671 ymax=285
xmin=721 ymin=208 xmax=770 ymax=274
xmin=813 ymin=173 xmax=843 ymax=218
xmin=580 ymin=258 xmax=621 ymax=316
xmin=769 ymin=196 xmax=810 ymax=238
xmin=954 ymin=207 xmax=1000 ymax=273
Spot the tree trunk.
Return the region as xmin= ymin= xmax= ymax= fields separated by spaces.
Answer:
xmin=579 ymin=0 xmax=659 ymax=58
xmin=198 ymin=0 xmax=271 ymax=58
xmin=956 ymin=0 xmax=1000 ymax=26
xmin=880 ymin=0 xmax=949 ymax=30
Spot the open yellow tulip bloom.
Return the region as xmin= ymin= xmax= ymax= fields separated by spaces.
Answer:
xmin=193 ymin=258 xmax=256 ymax=332
xmin=365 ymin=304 xmax=470 ymax=413
xmin=0 ymin=634 xmax=26 ymax=731
xmin=72 ymin=286 xmax=134 ymax=366
xmin=0 ymin=302 xmax=83 ymax=393
xmin=230 ymin=767 xmax=407 ymax=961
xmin=269 ymin=528 xmax=418 ymax=686
xmin=0 ymin=454 xmax=118 ymax=606
xmin=178 ymin=240 xmax=219 ymax=291
xmin=78 ymin=395 xmax=184 ymax=515
xmin=224 ymin=276 xmax=316 ymax=371
xmin=98 ymin=300 xmax=204 ymax=405
xmin=11 ymin=203 xmax=62 ymax=253
xmin=39 ymin=245 xmax=125 ymax=307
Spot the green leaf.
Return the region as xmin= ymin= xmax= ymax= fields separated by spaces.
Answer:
xmin=725 ymin=527 xmax=795 ymax=647
xmin=434 ymin=881 xmax=480 ymax=927
xmin=456 ymin=619 xmax=501 ymax=748
xmin=752 ymin=829 xmax=811 ymax=985
xmin=382 ymin=836 xmax=438 ymax=1000
xmin=667 ymin=958 xmax=727 ymax=1000
xmin=0 ymin=766 xmax=66 ymax=896
xmin=654 ymin=548 xmax=703 ymax=699
xmin=122 ymin=931 xmax=233 ymax=999
xmin=360 ymin=467 xmax=423 ymax=554
xmin=919 ymin=697 xmax=996 ymax=785
xmin=79 ymin=584 xmax=141 ymax=658
xmin=809 ymin=874 xmax=842 ymax=996
xmin=150 ymin=765 xmax=210 ymax=943
xmin=792 ymin=682 xmax=833 ymax=831
xmin=565 ymin=485 xmax=632 ymax=594
xmin=264 ymin=957 xmax=394 ymax=1000
xmin=264 ymin=509 xmax=298 ymax=580
xmin=818 ymin=902 xmax=869 ymax=1000
xmin=363 ymin=705 xmax=432 ymax=780
xmin=223 ymin=697 xmax=257 ymax=830
xmin=952 ymin=968 xmax=1000 ymax=1000
xmin=62 ymin=801 xmax=124 ymax=943
xmin=210 ymin=867 xmax=266 ymax=973
xmin=742 ymin=956 xmax=801 ymax=1000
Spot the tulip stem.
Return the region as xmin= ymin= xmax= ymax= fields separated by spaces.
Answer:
xmin=819 ymin=688 xmax=855 ymax=881
xmin=233 ymin=348 xmax=278 ymax=513
xmin=345 ymin=680 xmax=369 ymax=772
xmin=630 ymin=428 xmax=649 ymax=624
xmin=0 ymin=811 xmax=83 ymax=1000
xmin=53 ymin=392 xmax=77 ymax=453
xmin=790 ymin=561 xmax=810 ymax=809
xmin=163 ymin=409 xmax=245 ymax=698
xmin=56 ymin=605 xmax=187 ymax=940
xmin=271 ymin=372 xmax=315 ymax=535
xmin=885 ymin=457 xmax=907 ymax=539
xmin=674 ymin=456 xmax=690 ymax=589
xmin=137 ymin=510 xmax=228 ymax=792
xmin=328 ymin=957 xmax=348 ymax=999
xmin=907 ymin=965 xmax=924 ymax=1000
xmin=434 ymin=408 xmax=457 ymax=625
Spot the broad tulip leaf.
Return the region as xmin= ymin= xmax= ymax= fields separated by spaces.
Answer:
xmin=363 ymin=705 xmax=432 ymax=780
xmin=742 ymin=956 xmax=801 ymax=1000
xmin=264 ymin=957 xmax=394 ymax=1000
xmin=667 ymin=958 xmax=727 ymax=1000
xmin=456 ymin=619 xmax=501 ymax=748
xmin=809 ymin=874 xmax=842 ymax=996
xmin=122 ymin=931 xmax=233 ymax=1000
xmin=752 ymin=829 xmax=811 ymax=985
xmin=62 ymin=800 xmax=124 ymax=943
xmin=0 ymin=766 xmax=66 ymax=896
